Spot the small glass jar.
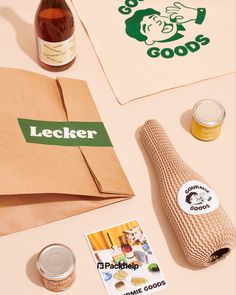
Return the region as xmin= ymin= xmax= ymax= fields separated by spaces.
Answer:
xmin=37 ymin=244 xmax=76 ymax=292
xmin=191 ymin=99 xmax=226 ymax=141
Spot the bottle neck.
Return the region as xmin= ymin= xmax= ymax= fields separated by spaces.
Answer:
xmin=140 ymin=120 xmax=203 ymax=185
xmin=140 ymin=120 xmax=191 ymax=175
xmin=39 ymin=0 xmax=68 ymax=9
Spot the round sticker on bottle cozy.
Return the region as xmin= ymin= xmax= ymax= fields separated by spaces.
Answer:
xmin=178 ymin=180 xmax=219 ymax=215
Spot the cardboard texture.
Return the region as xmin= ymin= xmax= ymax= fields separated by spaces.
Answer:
xmin=72 ymin=0 xmax=236 ymax=104
xmin=140 ymin=120 xmax=236 ymax=266
xmin=0 ymin=68 xmax=133 ymax=237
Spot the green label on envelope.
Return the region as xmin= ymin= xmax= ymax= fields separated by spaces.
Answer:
xmin=18 ymin=118 xmax=113 ymax=147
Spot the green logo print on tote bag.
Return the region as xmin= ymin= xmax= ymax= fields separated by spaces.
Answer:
xmin=118 ymin=1 xmax=210 ymax=58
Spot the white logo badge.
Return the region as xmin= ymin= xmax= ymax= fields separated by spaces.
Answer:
xmin=178 ymin=180 xmax=219 ymax=215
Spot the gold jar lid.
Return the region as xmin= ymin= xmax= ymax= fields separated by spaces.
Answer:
xmin=37 ymin=244 xmax=76 ymax=281
xmin=192 ymin=99 xmax=226 ymax=127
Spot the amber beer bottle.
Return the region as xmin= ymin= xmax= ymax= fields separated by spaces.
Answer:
xmin=119 ymin=235 xmax=134 ymax=259
xmin=35 ymin=0 xmax=76 ymax=71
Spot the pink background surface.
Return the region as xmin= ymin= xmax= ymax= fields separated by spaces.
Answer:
xmin=0 ymin=1 xmax=235 ymax=295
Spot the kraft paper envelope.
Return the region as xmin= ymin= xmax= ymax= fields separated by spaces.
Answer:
xmin=0 ymin=68 xmax=133 ymax=237
xmin=72 ymin=0 xmax=236 ymax=104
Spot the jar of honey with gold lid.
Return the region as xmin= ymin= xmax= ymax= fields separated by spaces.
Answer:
xmin=191 ymin=99 xmax=226 ymax=141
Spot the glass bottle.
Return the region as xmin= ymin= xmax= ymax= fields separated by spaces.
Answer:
xmin=35 ymin=0 xmax=76 ymax=71
xmin=119 ymin=235 xmax=134 ymax=259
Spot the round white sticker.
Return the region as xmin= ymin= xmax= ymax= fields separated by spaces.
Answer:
xmin=178 ymin=180 xmax=219 ymax=215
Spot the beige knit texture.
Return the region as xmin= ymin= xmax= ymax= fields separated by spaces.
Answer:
xmin=140 ymin=120 xmax=236 ymax=266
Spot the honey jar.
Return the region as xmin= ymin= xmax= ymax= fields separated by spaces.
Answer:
xmin=37 ymin=244 xmax=76 ymax=292
xmin=191 ymin=99 xmax=226 ymax=141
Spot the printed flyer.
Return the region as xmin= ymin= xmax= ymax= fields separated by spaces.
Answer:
xmin=86 ymin=220 xmax=168 ymax=295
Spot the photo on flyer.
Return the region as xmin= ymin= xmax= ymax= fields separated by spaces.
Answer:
xmin=86 ymin=220 xmax=168 ymax=295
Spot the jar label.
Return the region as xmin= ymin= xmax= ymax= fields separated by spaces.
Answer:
xmin=191 ymin=119 xmax=222 ymax=141
xmin=178 ymin=180 xmax=219 ymax=215
xmin=37 ymin=33 xmax=76 ymax=66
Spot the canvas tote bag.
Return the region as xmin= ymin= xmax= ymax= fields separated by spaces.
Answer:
xmin=71 ymin=0 xmax=235 ymax=103
xmin=0 ymin=68 xmax=133 ymax=237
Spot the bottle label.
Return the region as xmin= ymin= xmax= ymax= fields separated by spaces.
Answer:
xmin=177 ymin=180 xmax=219 ymax=215
xmin=37 ymin=33 xmax=76 ymax=66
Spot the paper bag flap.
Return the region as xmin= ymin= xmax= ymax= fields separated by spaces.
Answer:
xmin=0 ymin=68 xmax=133 ymax=237
xmin=0 ymin=68 xmax=101 ymax=197
xmin=0 ymin=68 xmax=133 ymax=198
xmin=57 ymin=78 xmax=133 ymax=195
